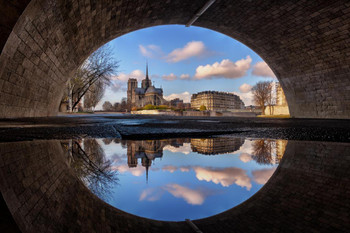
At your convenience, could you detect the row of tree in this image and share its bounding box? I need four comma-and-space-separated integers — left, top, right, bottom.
102, 99, 129, 112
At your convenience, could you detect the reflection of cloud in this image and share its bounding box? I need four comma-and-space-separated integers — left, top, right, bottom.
161, 165, 191, 173
139, 188, 164, 201
194, 56, 251, 80
252, 168, 276, 185
112, 164, 145, 177
232, 140, 253, 155
252, 61, 276, 78
164, 184, 207, 205
162, 165, 177, 173
166, 41, 209, 63
193, 167, 252, 190
180, 167, 190, 172
163, 143, 192, 154
239, 153, 253, 163
164, 92, 191, 103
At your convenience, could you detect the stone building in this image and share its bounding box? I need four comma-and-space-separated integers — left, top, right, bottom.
191, 91, 244, 111
127, 63, 167, 108
264, 82, 289, 115
276, 82, 288, 106
191, 137, 245, 155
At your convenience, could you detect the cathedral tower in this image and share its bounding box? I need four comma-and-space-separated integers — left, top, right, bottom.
127, 78, 138, 105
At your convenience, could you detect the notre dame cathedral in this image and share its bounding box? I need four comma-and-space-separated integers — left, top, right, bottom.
127, 63, 167, 108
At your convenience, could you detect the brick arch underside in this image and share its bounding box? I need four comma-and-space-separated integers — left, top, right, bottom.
0, 0, 349, 119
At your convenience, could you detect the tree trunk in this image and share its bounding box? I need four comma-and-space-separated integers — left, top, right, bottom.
68, 80, 73, 112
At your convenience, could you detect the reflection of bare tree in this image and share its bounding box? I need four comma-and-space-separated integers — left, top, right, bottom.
66, 139, 118, 201
102, 138, 113, 145
251, 139, 287, 165
252, 140, 274, 164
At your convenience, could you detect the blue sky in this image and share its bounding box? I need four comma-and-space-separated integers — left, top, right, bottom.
96, 25, 276, 109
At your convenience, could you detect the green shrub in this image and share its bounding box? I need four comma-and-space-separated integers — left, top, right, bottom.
199, 105, 207, 111
143, 104, 156, 110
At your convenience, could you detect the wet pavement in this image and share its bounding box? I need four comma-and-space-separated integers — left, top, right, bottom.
0, 114, 349, 142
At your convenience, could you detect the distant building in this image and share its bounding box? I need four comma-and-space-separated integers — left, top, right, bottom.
169, 98, 184, 108
191, 91, 244, 111
127, 63, 167, 108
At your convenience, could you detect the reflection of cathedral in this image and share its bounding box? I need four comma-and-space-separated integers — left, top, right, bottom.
190, 138, 245, 155
127, 63, 167, 108
126, 139, 190, 182
125, 138, 245, 182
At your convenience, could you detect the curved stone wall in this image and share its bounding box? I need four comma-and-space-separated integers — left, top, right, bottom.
0, 0, 349, 118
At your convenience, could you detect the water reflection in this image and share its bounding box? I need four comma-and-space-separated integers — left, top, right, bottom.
62, 139, 118, 200
1, 139, 348, 232
62, 137, 287, 220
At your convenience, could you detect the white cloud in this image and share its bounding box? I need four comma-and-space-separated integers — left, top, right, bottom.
232, 91, 254, 106
164, 91, 191, 103
180, 74, 190, 80
164, 184, 207, 205
139, 44, 163, 58
252, 168, 277, 185
239, 83, 253, 93
193, 166, 252, 190
112, 69, 145, 82
252, 61, 276, 78
163, 143, 192, 155
194, 56, 252, 80
166, 41, 209, 63
162, 73, 177, 81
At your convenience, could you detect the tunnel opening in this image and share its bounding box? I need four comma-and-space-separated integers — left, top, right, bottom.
0, 0, 349, 119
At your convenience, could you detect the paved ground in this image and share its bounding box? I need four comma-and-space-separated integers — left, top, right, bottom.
0, 114, 349, 142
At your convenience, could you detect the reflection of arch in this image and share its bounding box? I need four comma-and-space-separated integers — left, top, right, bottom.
1, 140, 349, 232
1, 1, 350, 118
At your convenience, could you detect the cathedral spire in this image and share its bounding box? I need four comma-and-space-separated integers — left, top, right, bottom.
146, 61, 149, 81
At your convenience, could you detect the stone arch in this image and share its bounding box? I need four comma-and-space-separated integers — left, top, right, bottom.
0, 0, 349, 118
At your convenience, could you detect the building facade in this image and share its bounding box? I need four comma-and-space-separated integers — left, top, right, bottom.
191, 91, 244, 111
127, 63, 167, 108
264, 82, 289, 115
276, 82, 288, 106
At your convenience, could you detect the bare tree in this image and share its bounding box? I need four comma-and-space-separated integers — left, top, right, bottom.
84, 80, 105, 111
252, 81, 272, 115
65, 44, 119, 112
102, 101, 113, 111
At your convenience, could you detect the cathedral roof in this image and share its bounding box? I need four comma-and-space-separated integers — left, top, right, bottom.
135, 88, 145, 94
146, 86, 158, 94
